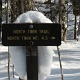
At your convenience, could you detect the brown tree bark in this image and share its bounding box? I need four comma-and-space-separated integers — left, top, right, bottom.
0, 0, 2, 40
59, 0, 67, 42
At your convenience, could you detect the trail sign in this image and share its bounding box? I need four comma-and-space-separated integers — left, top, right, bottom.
2, 23, 61, 46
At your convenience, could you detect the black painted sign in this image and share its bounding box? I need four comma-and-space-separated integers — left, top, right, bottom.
2, 23, 61, 46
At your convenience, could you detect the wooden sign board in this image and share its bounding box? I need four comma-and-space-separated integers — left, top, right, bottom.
2, 23, 61, 46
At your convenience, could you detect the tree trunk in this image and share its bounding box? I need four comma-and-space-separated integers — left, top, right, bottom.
59, 0, 67, 42
11, 0, 18, 22
0, 0, 2, 40
18, 0, 24, 14
77, 17, 80, 36
0, 0, 1, 23
74, 15, 77, 39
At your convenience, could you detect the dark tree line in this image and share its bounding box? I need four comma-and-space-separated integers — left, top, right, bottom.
0, 0, 1, 23
2, 0, 79, 41
0, 0, 2, 40
10, 0, 33, 22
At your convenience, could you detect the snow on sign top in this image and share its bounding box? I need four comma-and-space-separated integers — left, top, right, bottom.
2, 23, 61, 46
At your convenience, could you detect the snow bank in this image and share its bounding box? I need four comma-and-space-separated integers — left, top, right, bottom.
9, 11, 54, 80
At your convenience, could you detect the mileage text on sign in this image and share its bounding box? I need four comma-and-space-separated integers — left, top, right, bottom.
7, 29, 55, 41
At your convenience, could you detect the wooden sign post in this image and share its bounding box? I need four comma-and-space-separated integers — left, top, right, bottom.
26, 46, 38, 80
2, 23, 61, 80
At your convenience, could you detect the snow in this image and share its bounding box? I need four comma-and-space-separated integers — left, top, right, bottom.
9, 11, 53, 80
34, 0, 48, 3
14, 11, 52, 23
0, 39, 80, 80
1, 0, 80, 80
9, 46, 27, 79
33, 0, 55, 3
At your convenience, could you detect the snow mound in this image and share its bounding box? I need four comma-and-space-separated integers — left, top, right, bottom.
14, 11, 52, 23
9, 11, 54, 80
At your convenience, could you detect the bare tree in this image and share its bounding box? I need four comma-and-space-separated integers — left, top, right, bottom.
0, 0, 2, 40
0, 0, 1, 23
77, 17, 80, 36
59, 0, 67, 42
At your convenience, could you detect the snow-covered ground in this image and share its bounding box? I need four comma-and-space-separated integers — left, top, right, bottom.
47, 39, 80, 80
1, 0, 80, 80
0, 37, 80, 80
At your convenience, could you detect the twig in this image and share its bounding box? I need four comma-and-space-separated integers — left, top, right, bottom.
8, 46, 10, 80
13, 65, 14, 78
57, 46, 64, 80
